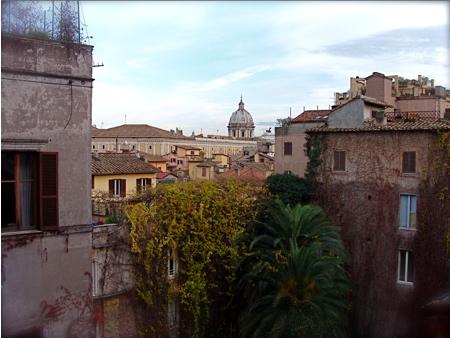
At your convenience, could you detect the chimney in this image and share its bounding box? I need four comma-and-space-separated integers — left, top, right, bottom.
374, 110, 387, 126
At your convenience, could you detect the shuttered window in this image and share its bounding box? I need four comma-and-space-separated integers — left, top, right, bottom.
2, 152, 39, 230
333, 151, 346, 171
284, 142, 292, 155
402, 152, 416, 173
109, 179, 126, 197
40, 153, 59, 230
136, 178, 150, 193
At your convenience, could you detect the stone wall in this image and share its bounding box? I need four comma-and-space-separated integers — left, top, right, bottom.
312, 130, 450, 338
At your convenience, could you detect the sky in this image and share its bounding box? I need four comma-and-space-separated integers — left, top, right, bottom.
80, 1, 449, 136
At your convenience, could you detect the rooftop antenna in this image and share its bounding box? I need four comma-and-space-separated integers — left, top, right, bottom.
289, 107, 292, 119
92, 62, 104, 68
124, 114, 127, 124
100, 121, 104, 129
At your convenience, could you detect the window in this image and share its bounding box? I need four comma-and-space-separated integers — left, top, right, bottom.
171, 158, 176, 163
241, 131, 245, 137
93, 145, 95, 149
102, 145, 105, 150
168, 299, 177, 328
132, 145, 135, 150
168, 248, 177, 278
233, 131, 236, 137
284, 142, 292, 155
402, 152, 416, 173
1, 152, 58, 231
190, 151, 195, 155
92, 260, 103, 297
333, 151, 346, 171
136, 178, 151, 193
399, 194, 416, 229
284, 170, 292, 175
202, 167, 207, 177
109, 179, 125, 197
398, 250, 414, 284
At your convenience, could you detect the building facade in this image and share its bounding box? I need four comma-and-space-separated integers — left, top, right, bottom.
306, 118, 450, 337
92, 124, 258, 159
1, 35, 94, 337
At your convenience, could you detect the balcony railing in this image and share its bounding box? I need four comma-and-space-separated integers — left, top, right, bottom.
1, 0, 85, 44
385, 110, 441, 122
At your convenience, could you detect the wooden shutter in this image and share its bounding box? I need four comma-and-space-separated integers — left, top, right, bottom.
402, 152, 416, 173
136, 178, 142, 193
109, 180, 114, 196
40, 153, 58, 230
120, 179, 126, 197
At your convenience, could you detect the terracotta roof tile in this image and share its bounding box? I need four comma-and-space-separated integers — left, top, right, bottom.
92, 124, 188, 139
291, 110, 331, 123
306, 119, 450, 133
92, 153, 159, 175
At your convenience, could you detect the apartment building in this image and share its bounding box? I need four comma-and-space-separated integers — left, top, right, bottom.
1, 34, 94, 337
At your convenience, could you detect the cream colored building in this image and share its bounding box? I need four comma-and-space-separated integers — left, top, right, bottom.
92, 124, 258, 159
92, 153, 158, 197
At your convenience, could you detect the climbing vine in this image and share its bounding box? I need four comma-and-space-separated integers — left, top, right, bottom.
125, 180, 265, 337
304, 133, 326, 194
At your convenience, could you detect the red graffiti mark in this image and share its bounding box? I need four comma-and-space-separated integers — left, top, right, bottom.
40, 300, 66, 320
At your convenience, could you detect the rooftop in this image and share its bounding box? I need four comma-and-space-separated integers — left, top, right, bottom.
291, 110, 331, 123
306, 119, 450, 133
92, 124, 188, 139
92, 153, 160, 176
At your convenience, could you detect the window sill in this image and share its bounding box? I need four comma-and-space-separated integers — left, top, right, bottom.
332, 170, 347, 174
1, 229, 43, 237
397, 281, 414, 287
401, 173, 417, 177
399, 227, 417, 232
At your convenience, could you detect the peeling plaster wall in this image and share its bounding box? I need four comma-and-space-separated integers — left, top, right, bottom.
1, 36, 94, 338
1, 36, 93, 227
313, 131, 450, 338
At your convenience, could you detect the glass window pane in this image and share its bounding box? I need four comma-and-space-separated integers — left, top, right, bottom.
400, 196, 408, 227
19, 153, 36, 180
407, 252, 414, 282
1, 182, 16, 227
2, 152, 16, 180
19, 181, 35, 228
399, 251, 406, 281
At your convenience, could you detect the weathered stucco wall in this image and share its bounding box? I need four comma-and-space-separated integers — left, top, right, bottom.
1, 35, 93, 227
1, 35, 94, 338
312, 130, 450, 338
2, 229, 93, 337
274, 122, 322, 177
328, 99, 365, 128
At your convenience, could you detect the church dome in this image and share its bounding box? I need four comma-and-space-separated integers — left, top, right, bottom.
228, 98, 254, 127
227, 97, 255, 139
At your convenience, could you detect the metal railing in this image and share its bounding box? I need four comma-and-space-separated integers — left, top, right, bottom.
1, 0, 85, 44
385, 110, 441, 121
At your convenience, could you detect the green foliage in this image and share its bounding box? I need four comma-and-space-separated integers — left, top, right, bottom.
304, 133, 325, 186
125, 180, 264, 337
266, 173, 311, 206
237, 200, 350, 338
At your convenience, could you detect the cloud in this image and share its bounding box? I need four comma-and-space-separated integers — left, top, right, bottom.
126, 58, 150, 69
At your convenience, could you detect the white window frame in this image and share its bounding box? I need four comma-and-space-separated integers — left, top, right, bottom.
399, 194, 417, 229
113, 179, 121, 197
168, 248, 178, 279
397, 250, 414, 284
138, 178, 149, 192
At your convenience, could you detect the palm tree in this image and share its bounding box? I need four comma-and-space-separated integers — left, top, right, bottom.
237, 200, 350, 338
